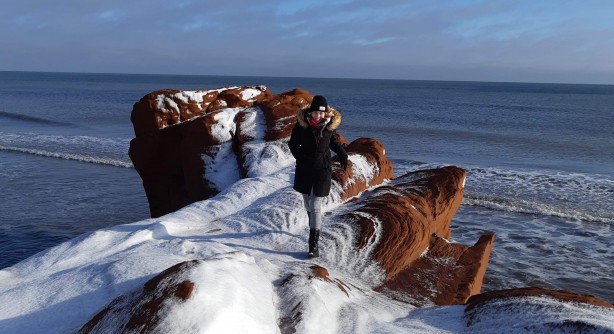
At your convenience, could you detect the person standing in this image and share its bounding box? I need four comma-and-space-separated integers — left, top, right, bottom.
288, 95, 348, 258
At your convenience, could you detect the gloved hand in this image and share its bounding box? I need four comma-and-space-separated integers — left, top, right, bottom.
340, 154, 348, 171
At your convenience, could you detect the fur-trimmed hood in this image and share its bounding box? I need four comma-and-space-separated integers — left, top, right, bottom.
296, 105, 342, 131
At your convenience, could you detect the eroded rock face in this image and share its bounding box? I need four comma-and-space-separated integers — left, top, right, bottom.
344, 166, 467, 280
382, 233, 495, 305
131, 87, 270, 137
337, 165, 494, 306
130, 86, 284, 217
257, 88, 312, 141
332, 138, 394, 201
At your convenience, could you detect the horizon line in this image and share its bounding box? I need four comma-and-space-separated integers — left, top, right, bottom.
1, 69, 613, 87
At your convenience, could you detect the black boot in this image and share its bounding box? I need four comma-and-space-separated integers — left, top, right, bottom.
308, 228, 320, 258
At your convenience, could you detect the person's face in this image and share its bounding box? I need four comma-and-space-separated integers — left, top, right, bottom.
310, 110, 326, 121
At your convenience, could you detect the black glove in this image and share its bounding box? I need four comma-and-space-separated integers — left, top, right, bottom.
340, 154, 348, 171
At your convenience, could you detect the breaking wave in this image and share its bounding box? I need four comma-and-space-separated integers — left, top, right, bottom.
0, 133, 133, 168
0, 146, 133, 168
393, 159, 614, 224
464, 167, 614, 223
462, 195, 613, 223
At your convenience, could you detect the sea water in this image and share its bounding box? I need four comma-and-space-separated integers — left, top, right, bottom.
1, 71, 612, 302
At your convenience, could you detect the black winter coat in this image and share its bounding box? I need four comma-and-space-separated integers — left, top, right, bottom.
288, 107, 347, 197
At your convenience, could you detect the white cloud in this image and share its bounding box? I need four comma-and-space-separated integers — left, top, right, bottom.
2, 0, 614, 83
98, 9, 127, 22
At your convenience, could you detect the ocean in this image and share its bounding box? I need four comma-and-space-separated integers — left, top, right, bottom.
1, 71, 612, 302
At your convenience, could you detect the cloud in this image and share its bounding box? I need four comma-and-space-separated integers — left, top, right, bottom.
1, 0, 614, 83
98, 10, 127, 23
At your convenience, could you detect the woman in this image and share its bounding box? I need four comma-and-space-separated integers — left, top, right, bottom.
288, 95, 348, 258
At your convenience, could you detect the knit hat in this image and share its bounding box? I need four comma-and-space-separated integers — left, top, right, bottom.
309, 95, 328, 113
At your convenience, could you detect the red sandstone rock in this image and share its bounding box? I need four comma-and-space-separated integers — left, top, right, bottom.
382, 233, 495, 305
466, 287, 614, 312
129, 125, 192, 218
131, 89, 219, 137
343, 166, 466, 280
78, 261, 199, 334
129, 86, 271, 217
332, 138, 394, 202
130, 86, 395, 218
258, 88, 312, 141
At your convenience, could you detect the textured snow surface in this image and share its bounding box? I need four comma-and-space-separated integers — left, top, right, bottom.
1, 106, 612, 333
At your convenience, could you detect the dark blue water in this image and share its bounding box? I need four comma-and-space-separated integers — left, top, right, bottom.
1, 71, 613, 301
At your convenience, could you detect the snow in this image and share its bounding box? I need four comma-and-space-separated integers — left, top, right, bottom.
464, 296, 614, 333
239, 107, 296, 178
211, 107, 243, 143
345, 154, 378, 188
160, 252, 279, 334
240, 87, 263, 102
203, 142, 241, 191
1, 106, 613, 334
154, 86, 244, 118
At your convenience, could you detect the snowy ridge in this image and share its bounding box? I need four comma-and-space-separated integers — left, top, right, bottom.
0, 136, 394, 333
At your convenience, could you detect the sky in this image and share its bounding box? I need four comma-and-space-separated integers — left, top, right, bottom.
1, 0, 614, 84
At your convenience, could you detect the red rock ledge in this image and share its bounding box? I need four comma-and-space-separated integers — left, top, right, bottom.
341, 166, 495, 305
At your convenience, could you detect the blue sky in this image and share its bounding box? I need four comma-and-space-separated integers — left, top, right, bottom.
1, 0, 614, 84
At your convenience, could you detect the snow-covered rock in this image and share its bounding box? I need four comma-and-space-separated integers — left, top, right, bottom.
1, 87, 611, 334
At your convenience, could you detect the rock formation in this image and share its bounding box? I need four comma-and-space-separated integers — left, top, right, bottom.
332, 138, 393, 201
381, 233, 495, 305
120, 85, 613, 332
129, 87, 277, 217
129, 86, 395, 218
465, 287, 614, 332
345, 166, 468, 280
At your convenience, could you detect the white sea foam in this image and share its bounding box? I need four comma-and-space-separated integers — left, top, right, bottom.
0, 145, 133, 168
0, 133, 133, 168
463, 195, 614, 223
393, 160, 614, 224
464, 166, 614, 223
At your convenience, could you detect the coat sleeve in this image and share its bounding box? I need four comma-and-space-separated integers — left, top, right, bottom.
288, 124, 302, 160
329, 131, 348, 163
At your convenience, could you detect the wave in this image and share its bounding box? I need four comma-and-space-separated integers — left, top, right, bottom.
463, 195, 613, 224
0, 133, 133, 168
392, 159, 614, 224
0, 145, 133, 168
464, 167, 614, 223
0, 110, 73, 126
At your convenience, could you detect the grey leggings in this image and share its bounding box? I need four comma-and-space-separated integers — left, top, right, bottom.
302, 192, 325, 229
